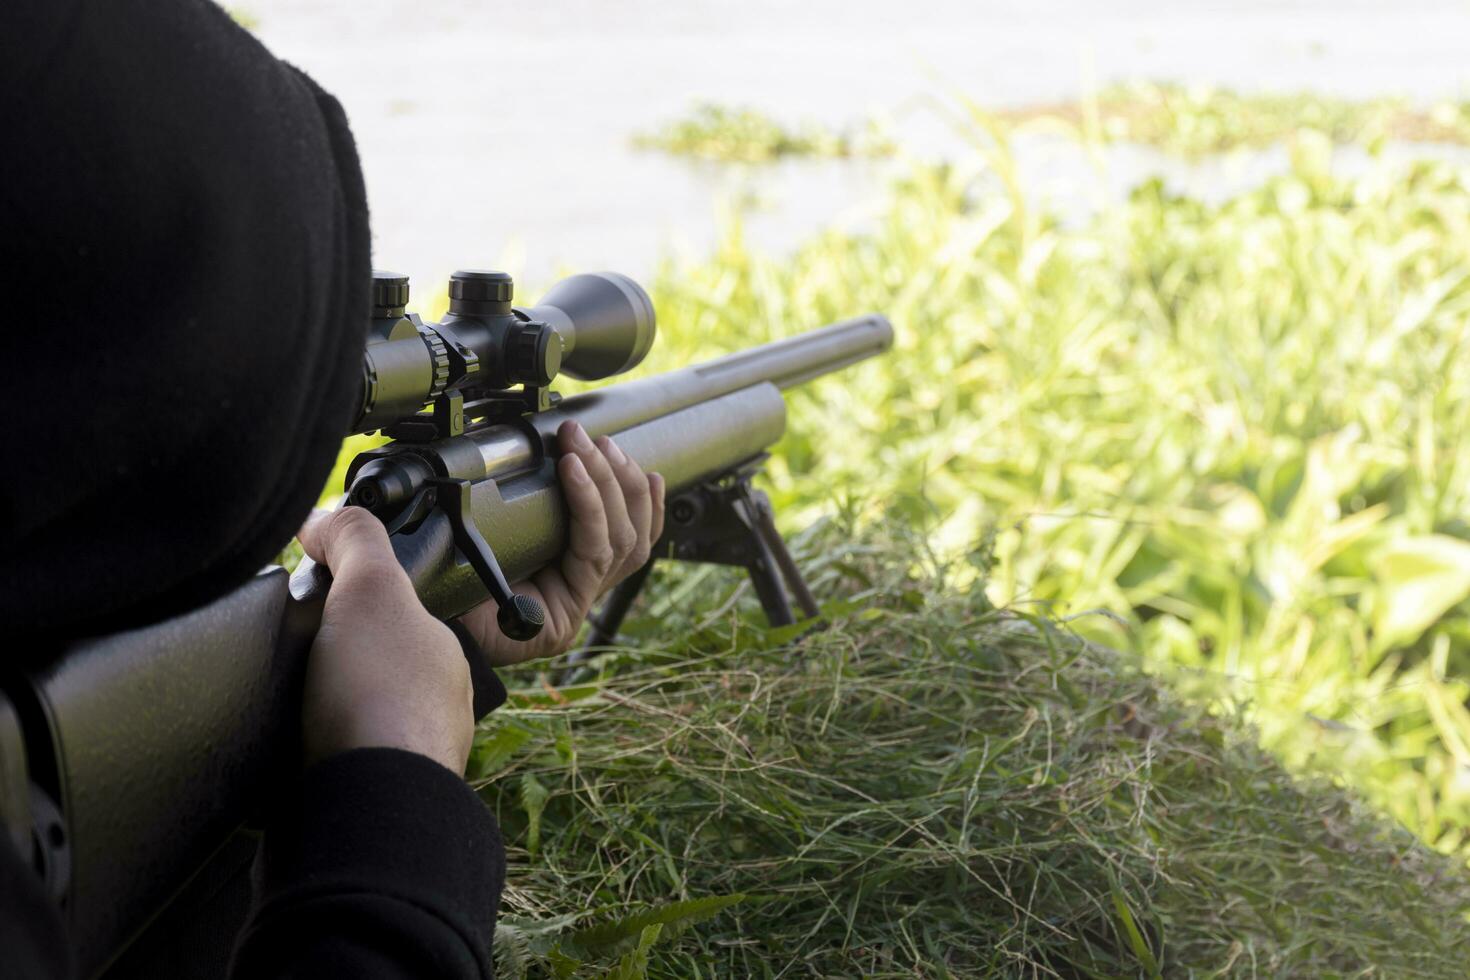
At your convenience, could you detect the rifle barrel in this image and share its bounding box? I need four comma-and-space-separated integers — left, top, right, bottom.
391, 314, 893, 619
529, 314, 893, 442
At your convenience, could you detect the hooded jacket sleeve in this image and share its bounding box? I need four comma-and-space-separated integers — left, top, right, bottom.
230, 749, 506, 980
230, 628, 509, 980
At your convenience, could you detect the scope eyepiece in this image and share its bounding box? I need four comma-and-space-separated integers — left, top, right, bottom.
352, 269, 657, 436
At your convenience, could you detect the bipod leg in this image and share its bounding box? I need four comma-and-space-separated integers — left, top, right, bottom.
741, 526, 796, 627
560, 461, 822, 686
739, 484, 820, 621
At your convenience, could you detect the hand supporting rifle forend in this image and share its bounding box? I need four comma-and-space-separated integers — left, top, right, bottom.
290, 269, 894, 639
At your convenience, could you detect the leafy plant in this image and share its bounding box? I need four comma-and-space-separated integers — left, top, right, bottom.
492, 894, 746, 977
602, 106, 1470, 859
1005, 81, 1470, 155
633, 103, 894, 163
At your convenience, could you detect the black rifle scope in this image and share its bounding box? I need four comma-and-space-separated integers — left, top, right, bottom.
355, 269, 656, 435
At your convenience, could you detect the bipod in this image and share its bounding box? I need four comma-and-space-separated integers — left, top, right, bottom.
563, 458, 819, 677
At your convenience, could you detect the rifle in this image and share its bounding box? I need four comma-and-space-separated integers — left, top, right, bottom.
0, 269, 891, 977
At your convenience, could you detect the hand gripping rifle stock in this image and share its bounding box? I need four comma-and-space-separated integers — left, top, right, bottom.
3, 268, 892, 977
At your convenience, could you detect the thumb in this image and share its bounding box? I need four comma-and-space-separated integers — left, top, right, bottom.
297, 506, 399, 581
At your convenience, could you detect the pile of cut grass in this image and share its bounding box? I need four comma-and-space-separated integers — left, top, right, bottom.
481, 525, 1470, 977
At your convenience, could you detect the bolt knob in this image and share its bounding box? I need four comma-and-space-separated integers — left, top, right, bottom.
497, 593, 546, 641
372, 270, 409, 318
449, 269, 514, 315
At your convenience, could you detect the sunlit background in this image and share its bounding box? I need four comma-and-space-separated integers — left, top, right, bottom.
241, 1, 1470, 972
248, 0, 1470, 286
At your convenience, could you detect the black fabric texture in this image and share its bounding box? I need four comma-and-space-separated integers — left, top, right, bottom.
0, 0, 370, 643
449, 620, 511, 720
230, 748, 505, 980
1, 1, 507, 977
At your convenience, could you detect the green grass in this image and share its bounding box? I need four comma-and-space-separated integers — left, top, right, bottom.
482, 522, 1470, 977
1004, 81, 1470, 156
633, 103, 894, 163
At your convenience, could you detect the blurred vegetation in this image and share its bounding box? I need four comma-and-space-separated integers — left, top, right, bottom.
633, 103, 894, 163
636, 85, 1470, 165
1008, 81, 1470, 156
612, 100, 1470, 859
480, 522, 1470, 977
223, 5, 259, 31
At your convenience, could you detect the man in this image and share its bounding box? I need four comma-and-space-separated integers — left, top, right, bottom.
1, 0, 654, 975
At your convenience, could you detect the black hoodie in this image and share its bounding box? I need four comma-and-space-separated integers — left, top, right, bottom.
1, 1, 503, 976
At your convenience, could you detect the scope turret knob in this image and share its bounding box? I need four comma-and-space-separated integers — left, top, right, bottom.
419, 326, 452, 398
449, 270, 514, 316
372, 270, 410, 318
505, 321, 563, 387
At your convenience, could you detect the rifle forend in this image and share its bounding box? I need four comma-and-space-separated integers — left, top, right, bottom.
293, 270, 893, 635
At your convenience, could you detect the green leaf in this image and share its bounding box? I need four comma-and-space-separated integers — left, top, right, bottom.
547, 948, 581, 979
562, 894, 746, 962
1371, 535, 1470, 649
493, 922, 532, 980
554, 718, 577, 765
762, 616, 821, 645
498, 911, 585, 956
830, 560, 874, 586
468, 723, 533, 780
600, 923, 662, 980
1109, 873, 1162, 980
520, 773, 550, 857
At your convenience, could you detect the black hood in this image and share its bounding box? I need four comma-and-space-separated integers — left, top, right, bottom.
1, 0, 370, 643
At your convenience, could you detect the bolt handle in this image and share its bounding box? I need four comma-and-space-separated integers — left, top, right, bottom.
429, 477, 545, 641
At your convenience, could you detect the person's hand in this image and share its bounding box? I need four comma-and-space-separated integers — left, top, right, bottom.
458, 420, 665, 666
296, 507, 474, 774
